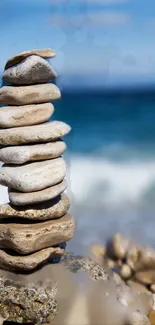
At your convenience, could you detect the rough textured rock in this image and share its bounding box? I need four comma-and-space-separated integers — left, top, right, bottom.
0, 158, 66, 192
3, 55, 57, 85
0, 140, 66, 165
0, 253, 153, 324
0, 254, 111, 324
0, 84, 61, 105
0, 272, 58, 323
0, 103, 54, 128
0, 246, 64, 271
0, 213, 75, 254
9, 180, 67, 206
0, 121, 71, 145
0, 193, 70, 220
5, 48, 56, 69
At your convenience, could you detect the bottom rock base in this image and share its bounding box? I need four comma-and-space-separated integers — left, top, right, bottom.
0, 253, 153, 325
0, 253, 110, 324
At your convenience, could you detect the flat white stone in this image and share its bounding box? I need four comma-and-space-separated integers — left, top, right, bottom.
0, 121, 71, 145
0, 141, 66, 164
0, 84, 61, 105
3, 55, 57, 85
9, 179, 67, 206
5, 48, 56, 69
0, 103, 54, 128
0, 158, 66, 192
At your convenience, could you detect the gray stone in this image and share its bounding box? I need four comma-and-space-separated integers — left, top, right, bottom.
9, 180, 67, 206
0, 141, 66, 164
0, 103, 54, 128
0, 158, 66, 192
0, 84, 61, 105
5, 48, 56, 69
0, 121, 71, 145
3, 55, 57, 85
0, 246, 64, 272
0, 193, 70, 220
0, 213, 75, 254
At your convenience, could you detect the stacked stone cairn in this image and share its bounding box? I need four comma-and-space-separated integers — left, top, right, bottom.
0, 48, 75, 272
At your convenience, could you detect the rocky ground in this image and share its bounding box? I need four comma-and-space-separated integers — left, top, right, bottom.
1, 237, 155, 325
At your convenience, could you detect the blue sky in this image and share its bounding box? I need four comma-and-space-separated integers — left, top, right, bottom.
0, 0, 155, 89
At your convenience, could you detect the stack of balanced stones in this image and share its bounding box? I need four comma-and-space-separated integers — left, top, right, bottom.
0, 48, 75, 272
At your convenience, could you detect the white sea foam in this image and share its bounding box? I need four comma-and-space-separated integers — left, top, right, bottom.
0, 156, 155, 208
64, 153, 155, 252
65, 154, 155, 208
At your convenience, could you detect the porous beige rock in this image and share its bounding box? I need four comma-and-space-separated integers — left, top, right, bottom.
135, 271, 155, 285
0, 194, 69, 220
0, 121, 71, 145
127, 281, 149, 294
0, 213, 75, 254
120, 264, 132, 280
5, 48, 56, 69
0, 255, 114, 325
3, 55, 57, 85
0, 158, 66, 192
9, 180, 67, 206
0, 84, 61, 105
0, 141, 66, 164
0, 246, 64, 271
0, 103, 54, 128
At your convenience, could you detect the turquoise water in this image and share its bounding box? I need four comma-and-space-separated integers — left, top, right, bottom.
52, 89, 155, 253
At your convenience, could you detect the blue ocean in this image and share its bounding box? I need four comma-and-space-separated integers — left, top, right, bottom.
51, 89, 155, 254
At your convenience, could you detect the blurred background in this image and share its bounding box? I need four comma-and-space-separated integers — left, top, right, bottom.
0, 0, 155, 254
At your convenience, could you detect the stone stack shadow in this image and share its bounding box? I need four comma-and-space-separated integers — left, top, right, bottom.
0, 48, 75, 272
